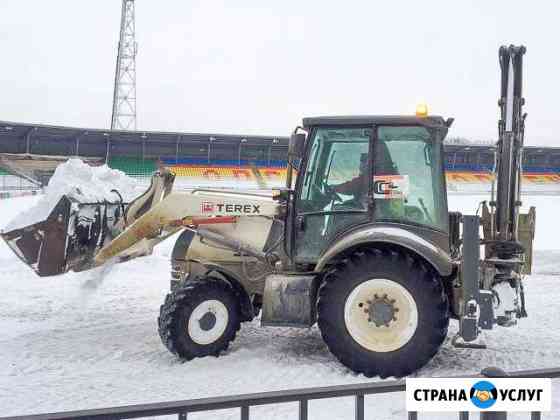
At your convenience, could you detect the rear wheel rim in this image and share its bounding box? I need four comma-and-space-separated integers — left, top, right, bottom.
344, 278, 418, 352
188, 299, 229, 345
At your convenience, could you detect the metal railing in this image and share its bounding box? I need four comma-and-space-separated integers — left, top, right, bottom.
1, 367, 558, 420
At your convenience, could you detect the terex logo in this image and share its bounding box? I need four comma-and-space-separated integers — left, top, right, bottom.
200, 201, 261, 214
216, 203, 261, 214
200, 201, 215, 213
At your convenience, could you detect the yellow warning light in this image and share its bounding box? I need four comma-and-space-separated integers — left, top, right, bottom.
415, 103, 429, 117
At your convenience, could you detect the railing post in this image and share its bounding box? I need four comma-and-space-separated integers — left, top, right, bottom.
299, 399, 308, 420
408, 412, 418, 420
178, 412, 187, 420
459, 412, 469, 420
530, 412, 541, 420
480, 367, 508, 420
355, 394, 364, 420
240, 405, 249, 420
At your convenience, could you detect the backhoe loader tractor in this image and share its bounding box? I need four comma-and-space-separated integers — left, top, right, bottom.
1, 45, 535, 377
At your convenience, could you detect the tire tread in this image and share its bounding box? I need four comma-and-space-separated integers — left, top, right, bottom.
158, 277, 241, 360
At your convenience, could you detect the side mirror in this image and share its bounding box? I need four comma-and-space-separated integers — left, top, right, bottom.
288, 133, 306, 159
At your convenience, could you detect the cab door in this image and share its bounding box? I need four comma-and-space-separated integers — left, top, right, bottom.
372, 125, 449, 233
293, 127, 372, 264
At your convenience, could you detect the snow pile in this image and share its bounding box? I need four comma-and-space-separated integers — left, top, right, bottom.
3, 159, 137, 232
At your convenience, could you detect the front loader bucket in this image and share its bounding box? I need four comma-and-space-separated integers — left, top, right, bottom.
1, 196, 127, 276
1, 168, 176, 277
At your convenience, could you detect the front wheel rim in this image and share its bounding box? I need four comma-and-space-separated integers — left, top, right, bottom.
344, 278, 418, 352
188, 299, 229, 345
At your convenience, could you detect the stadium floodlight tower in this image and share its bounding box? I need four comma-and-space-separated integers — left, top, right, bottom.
111, 0, 137, 131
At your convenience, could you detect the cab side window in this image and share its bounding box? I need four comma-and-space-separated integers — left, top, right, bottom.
374, 126, 448, 231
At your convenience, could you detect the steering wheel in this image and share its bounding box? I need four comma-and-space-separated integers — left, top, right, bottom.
311, 181, 343, 204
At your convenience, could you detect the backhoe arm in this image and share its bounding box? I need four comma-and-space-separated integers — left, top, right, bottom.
495, 45, 526, 242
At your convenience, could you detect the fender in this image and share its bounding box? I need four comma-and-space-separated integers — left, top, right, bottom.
315, 225, 453, 276
193, 261, 255, 322
171, 229, 196, 261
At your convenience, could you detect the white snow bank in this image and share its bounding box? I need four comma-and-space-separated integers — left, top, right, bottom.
3, 159, 137, 232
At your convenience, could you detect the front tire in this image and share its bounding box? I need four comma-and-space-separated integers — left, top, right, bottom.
317, 248, 449, 378
158, 277, 241, 360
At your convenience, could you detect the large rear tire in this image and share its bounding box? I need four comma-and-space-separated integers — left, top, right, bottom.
317, 248, 449, 378
158, 277, 241, 360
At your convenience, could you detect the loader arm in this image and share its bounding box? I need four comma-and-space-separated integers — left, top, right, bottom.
94, 189, 281, 266
123, 166, 176, 226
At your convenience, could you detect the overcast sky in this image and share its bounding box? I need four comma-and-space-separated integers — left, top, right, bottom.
0, 1, 558, 145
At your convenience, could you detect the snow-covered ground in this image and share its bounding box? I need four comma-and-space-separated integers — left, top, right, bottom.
1, 194, 559, 419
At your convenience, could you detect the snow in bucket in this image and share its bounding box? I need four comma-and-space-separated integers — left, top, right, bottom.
3, 158, 137, 232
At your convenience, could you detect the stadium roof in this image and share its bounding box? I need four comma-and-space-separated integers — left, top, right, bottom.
1, 120, 559, 154
0, 120, 289, 147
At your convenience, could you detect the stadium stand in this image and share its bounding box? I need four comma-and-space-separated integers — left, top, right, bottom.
0, 120, 559, 193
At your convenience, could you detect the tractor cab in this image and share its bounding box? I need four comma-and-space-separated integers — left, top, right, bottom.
286, 114, 454, 267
